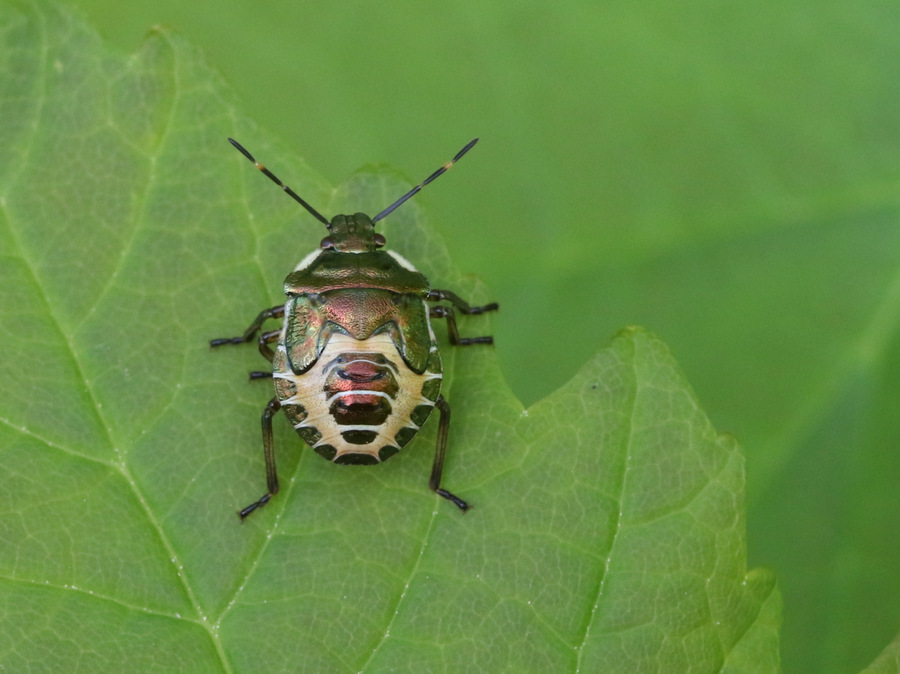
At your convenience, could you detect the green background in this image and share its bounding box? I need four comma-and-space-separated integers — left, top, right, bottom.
18, 0, 900, 671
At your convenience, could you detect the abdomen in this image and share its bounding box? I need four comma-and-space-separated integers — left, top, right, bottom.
273, 332, 443, 464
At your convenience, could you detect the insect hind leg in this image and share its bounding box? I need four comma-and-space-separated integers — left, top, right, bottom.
238, 397, 282, 521
430, 395, 469, 511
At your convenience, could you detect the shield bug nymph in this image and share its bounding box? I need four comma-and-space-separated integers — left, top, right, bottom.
211, 138, 498, 520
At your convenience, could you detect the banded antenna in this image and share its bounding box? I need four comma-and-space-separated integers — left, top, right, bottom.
228, 138, 331, 227
372, 138, 479, 223
228, 137, 479, 227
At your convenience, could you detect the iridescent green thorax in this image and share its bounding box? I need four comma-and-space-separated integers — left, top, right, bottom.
284, 249, 429, 295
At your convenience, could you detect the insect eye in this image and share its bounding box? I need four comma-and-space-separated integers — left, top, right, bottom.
320, 236, 335, 249
374, 233, 386, 248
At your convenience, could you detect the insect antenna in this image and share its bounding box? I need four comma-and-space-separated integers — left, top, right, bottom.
372, 138, 478, 223
228, 138, 331, 227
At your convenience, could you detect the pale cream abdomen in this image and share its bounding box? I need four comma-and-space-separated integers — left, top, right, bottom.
273, 332, 443, 464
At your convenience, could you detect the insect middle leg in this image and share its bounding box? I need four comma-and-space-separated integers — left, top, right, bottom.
210, 304, 283, 377
234, 329, 278, 378
238, 397, 282, 521
429, 395, 469, 511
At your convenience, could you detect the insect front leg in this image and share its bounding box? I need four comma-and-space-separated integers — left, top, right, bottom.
427, 289, 498, 315
238, 397, 282, 521
427, 289, 497, 345
429, 395, 469, 511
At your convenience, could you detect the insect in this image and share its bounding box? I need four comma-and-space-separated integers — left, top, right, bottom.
211, 137, 498, 520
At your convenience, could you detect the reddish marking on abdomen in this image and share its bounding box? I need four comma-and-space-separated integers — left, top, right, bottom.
330, 394, 392, 425
340, 360, 385, 383
324, 353, 400, 400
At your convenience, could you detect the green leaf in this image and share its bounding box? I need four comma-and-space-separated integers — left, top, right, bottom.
862, 632, 900, 674
0, 3, 778, 672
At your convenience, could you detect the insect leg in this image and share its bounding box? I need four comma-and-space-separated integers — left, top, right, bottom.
429, 305, 494, 346
427, 289, 498, 315
239, 397, 282, 521
209, 303, 285, 348
427, 289, 497, 345
257, 329, 280, 362
429, 396, 469, 511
